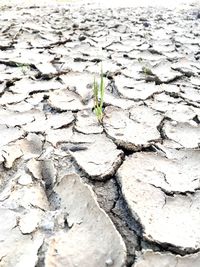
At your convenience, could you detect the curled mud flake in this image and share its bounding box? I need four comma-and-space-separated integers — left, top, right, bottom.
74, 109, 103, 134
117, 151, 200, 251
45, 174, 126, 267
103, 106, 162, 151
69, 133, 123, 180
0, 4, 200, 267
48, 89, 93, 111
2, 144, 23, 168
134, 250, 200, 267
163, 121, 200, 149
114, 76, 163, 100
0, 125, 24, 149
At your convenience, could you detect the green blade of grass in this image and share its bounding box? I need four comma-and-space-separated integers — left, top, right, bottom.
100, 68, 104, 108
93, 77, 99, 107
92, 67, 105, 123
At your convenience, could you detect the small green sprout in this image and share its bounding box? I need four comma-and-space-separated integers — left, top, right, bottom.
16, 63, 30, 75
142, 66, 153, 76
93, 68, 105, 123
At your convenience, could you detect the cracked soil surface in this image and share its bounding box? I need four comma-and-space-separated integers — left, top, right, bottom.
0, 1, 200, 266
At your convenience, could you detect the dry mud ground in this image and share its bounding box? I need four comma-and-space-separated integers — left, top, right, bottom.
0, 1, 200, 267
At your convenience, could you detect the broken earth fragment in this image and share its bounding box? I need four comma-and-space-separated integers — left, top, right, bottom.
23, 111, 74, 132
0, 3, 200, 267
134, 250, 200, 267
163, 121, 200, 148
2, 144, 23, 168
103, 106, 162, 151
0, 209, 44, 267
117, 152, 200, 250
15, 133, 44, 159
69, 133, 123, 180
114, 76, 163, 100
46, 174, 126, 267
151, 61, 182, 83
0, 125, 24, 148
117, 150, 200, 193
19, 209, 42, 234
0, 171, 50, 211
46, 127, 73, 147
48, 89, 93, 111
60, 72, 94, 103
26, 158, 57, 189
75, 109, 103, 134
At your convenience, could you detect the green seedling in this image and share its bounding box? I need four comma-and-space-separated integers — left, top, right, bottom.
142, 66, 153, 76
16, 63, 30, 75
93, 68, 105, 123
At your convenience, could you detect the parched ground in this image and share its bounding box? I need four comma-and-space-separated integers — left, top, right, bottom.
0, 1, 200, 267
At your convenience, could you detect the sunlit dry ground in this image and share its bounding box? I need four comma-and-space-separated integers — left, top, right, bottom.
0, 0, 200, 267
1, 0, 200, 8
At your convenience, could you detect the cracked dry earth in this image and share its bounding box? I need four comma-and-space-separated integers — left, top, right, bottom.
0, 2, 200, 267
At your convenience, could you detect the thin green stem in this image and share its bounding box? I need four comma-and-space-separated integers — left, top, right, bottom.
93, 68, 105, 123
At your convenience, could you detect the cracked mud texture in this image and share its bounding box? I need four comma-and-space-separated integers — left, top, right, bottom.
0, 1, 200, 266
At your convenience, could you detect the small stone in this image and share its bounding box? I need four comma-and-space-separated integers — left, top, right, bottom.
73, 23, 79, 28
106, 258, 114, 266
79, 35, 86, 41
143, 22, 150, 27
